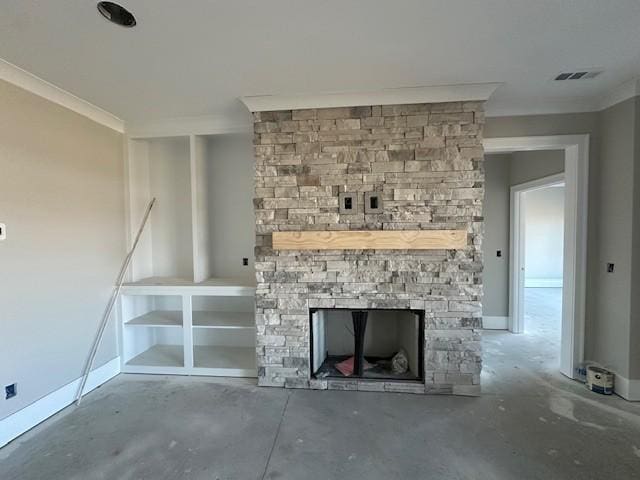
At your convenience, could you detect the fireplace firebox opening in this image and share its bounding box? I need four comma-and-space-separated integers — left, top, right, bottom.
310, 309, 425, 382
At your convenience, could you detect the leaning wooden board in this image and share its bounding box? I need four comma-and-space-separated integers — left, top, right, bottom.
272, 230, 467, 250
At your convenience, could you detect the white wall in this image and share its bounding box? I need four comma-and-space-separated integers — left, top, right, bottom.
0, 79, 124, 420
148, 137, 193, 279
206, 134, 255, 280
523, 186, 565, 284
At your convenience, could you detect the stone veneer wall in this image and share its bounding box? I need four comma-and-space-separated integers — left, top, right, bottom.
253, 102, 484, 395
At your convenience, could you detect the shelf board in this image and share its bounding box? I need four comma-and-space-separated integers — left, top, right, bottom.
192, 311, 254, 329
122, 276, 256, 296
125, 310, 182, 327
193, 345, 256, 370
126, 345, 183, 368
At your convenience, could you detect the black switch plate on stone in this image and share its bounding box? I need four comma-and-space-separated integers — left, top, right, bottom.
339, 192, 357, 214
364, 192, 383, 213
242, 258, 249, 266
497, 250, 502, 257
607, 263, 615, 273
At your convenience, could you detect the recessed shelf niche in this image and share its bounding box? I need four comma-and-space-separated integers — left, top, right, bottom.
128, 136, 194, 282
126, 133, 255, 286
121, 295, 184, 371
121, 131, 257, 378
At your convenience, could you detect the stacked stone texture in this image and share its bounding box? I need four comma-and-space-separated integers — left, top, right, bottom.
253, 102, 484, 395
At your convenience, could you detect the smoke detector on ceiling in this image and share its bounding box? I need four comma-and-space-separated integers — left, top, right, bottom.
554, 70, 603, 81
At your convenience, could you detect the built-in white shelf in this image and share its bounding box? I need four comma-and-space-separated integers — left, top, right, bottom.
125, 310, 182, 327
122, 276, 256, 296
126, 345, 184, 368
192, 311, 254, 329
193, 346, 256, 372
120, 288, 256, 378
122, 133, 256, 379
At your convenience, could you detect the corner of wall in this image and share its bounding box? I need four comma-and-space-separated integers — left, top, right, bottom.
0, 358, 120, 449
628, 96, 640, 380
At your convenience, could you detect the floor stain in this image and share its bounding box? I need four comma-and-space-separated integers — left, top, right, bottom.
549, 395, 606, 431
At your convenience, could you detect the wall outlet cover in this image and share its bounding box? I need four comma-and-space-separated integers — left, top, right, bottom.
364, 192, 383, 214
242, 258, 249, 266
339, 192, 358, 214
607, 263, 615, 273
5, 383, 17, 399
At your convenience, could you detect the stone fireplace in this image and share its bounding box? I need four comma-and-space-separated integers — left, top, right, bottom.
252, 102, 484, 395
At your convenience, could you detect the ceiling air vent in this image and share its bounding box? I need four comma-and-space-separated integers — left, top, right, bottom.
554, 70, 602, 81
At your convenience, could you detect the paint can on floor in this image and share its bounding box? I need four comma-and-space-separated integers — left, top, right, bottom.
586, 366, 614, 395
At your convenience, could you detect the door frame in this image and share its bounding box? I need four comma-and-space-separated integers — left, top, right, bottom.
510, 173, 565, 334
483, 135, 589, 379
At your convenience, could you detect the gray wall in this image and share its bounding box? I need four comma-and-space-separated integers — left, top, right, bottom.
592, 99, 636, 378
631, 97, 640, 379
486, 105, 640, 381
483, 154, 510, 316
483, 151, 564, 317
510, 150, 564, 185
0, 79, 124, 419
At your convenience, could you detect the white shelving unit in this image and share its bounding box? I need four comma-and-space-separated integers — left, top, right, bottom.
120, 132, 257, 378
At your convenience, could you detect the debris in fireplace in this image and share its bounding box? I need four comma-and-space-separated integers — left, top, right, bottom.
315, 355, 419, 381
391, 348, 409, 375
335, 356, 374, 377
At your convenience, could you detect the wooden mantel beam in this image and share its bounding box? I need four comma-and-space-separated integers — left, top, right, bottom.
272, 230, 467, 251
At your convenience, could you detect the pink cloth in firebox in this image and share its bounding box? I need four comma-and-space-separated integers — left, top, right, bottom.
335, 356, 373, 376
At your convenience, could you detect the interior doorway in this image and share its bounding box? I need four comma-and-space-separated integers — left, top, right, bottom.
484, 135, 589, 379
511, 174, 565, 338
513, 177, 565, 356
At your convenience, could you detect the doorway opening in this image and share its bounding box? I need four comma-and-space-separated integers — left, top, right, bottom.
516, 177, 565, 353
483, 135, 589, 379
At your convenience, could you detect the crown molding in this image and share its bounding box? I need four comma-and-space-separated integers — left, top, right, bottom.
597, 77, 640, 111
485, 96, 599, 118
240, 83, 502, 112
486, 77, 640, 118
0, 58, 124, 133
125, 114, 252, 139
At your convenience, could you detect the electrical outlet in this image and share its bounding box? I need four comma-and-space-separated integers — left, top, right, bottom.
242, 258, 249, 266
607, 263, 615, 273
364, 192, 383, 214
339, 192, 357, 214
496, 250, 502, 257
5, 383, 16, 399
0, 223, 5, 241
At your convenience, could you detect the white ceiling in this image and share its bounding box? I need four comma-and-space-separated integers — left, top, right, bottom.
1, 0, 640, 125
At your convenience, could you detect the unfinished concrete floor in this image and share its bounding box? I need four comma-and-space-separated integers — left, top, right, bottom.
4, 295, 640, 479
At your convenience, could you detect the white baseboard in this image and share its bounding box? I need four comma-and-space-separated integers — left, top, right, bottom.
0, 357, 120, 448
613, 373, 640, 401
525, 278, 563, 288
482, 316, 509, 330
